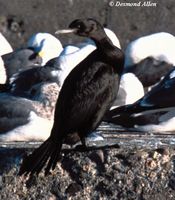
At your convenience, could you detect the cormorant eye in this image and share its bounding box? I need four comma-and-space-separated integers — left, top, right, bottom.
77, 24, 81, 29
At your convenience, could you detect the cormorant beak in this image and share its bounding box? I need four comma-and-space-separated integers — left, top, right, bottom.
55, 28, 77, 34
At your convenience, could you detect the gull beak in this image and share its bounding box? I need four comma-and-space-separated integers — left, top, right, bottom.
55, 29, 77, 34
38, 50, 44, 58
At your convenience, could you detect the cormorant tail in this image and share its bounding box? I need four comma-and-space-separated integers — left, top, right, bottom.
18, 137, 62, 176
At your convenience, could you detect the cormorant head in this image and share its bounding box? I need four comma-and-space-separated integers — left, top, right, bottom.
69, 18, 103, 37
55, 18, 104, 39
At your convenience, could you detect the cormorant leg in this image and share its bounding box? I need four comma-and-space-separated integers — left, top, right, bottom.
80, 136, 87, 148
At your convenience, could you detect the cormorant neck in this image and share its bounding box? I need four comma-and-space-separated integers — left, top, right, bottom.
91, 32, 115, 50
92, 36, 125, 75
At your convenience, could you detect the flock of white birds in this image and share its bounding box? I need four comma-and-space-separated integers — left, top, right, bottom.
1, 29, 175, 142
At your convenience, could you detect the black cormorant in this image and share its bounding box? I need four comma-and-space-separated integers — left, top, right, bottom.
19, 18, 124, 176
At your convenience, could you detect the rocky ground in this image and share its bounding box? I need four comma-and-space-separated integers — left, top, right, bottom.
1, 124, 175, 200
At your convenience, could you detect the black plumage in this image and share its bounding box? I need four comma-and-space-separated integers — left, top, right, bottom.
19, 18, 124, 176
